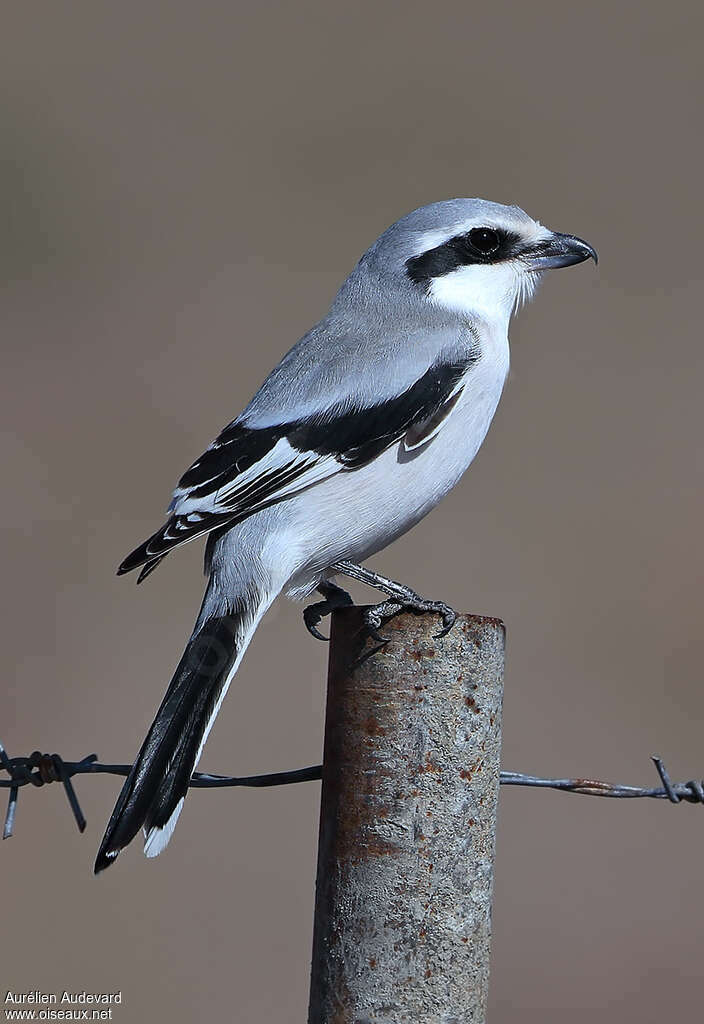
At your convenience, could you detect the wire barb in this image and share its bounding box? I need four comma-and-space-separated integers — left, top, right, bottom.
652, 756, 680, 803
0, 745, 98, 838
1, 741, 702, 840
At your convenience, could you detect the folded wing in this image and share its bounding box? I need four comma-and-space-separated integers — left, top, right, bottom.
118, 357, 473, 580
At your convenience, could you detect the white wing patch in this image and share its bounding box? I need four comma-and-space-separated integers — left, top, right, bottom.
170, 437, 340, 518
402, 381, 465, 452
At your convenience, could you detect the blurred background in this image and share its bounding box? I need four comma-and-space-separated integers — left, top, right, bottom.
2, 2, 703, 1021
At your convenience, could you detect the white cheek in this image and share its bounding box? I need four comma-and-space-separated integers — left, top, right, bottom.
428, 263, 520, 323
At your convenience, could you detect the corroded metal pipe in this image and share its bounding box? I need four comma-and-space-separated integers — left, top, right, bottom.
308, 607, 505, 1024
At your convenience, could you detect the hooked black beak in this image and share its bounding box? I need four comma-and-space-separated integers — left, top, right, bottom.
526, 231, 598, 270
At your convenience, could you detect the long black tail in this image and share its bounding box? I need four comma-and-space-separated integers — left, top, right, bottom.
94, 613, 243, 873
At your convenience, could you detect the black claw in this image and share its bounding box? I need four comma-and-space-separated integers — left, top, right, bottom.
367, 623, 391, 644
432, 606, 458, 639
434, 623, 454, 639
303, 583, 354, 642
362, 600, 404, 643
303, 603, 331, 642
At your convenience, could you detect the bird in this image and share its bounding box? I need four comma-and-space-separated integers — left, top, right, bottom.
94, 198, 596, 872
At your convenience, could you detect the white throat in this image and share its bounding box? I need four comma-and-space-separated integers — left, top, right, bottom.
428, 262, 534, 332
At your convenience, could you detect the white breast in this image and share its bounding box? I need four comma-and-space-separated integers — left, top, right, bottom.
282, 324, 511, 595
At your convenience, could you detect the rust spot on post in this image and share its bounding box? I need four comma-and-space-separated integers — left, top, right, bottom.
362, 714, 386, 737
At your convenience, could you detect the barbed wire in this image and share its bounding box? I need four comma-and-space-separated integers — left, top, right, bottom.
1, 740, 702, 841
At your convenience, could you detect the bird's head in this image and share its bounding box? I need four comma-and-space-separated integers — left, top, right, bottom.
363, 198, 597, 329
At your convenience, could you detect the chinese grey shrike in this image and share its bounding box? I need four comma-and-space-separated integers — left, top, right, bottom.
95, 198, 596, 872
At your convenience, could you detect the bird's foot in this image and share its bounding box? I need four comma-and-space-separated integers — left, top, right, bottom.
303, 580, 354, 642
363, 592, 457, 643
330, 560, 458, 643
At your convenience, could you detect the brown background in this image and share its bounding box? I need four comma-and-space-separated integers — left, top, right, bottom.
2, 3, 703, 1021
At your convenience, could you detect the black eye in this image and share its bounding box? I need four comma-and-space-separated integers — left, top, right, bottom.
468, 227, 501, 255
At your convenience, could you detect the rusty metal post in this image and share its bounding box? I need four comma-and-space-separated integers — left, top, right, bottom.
308, 607, 505, 1024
